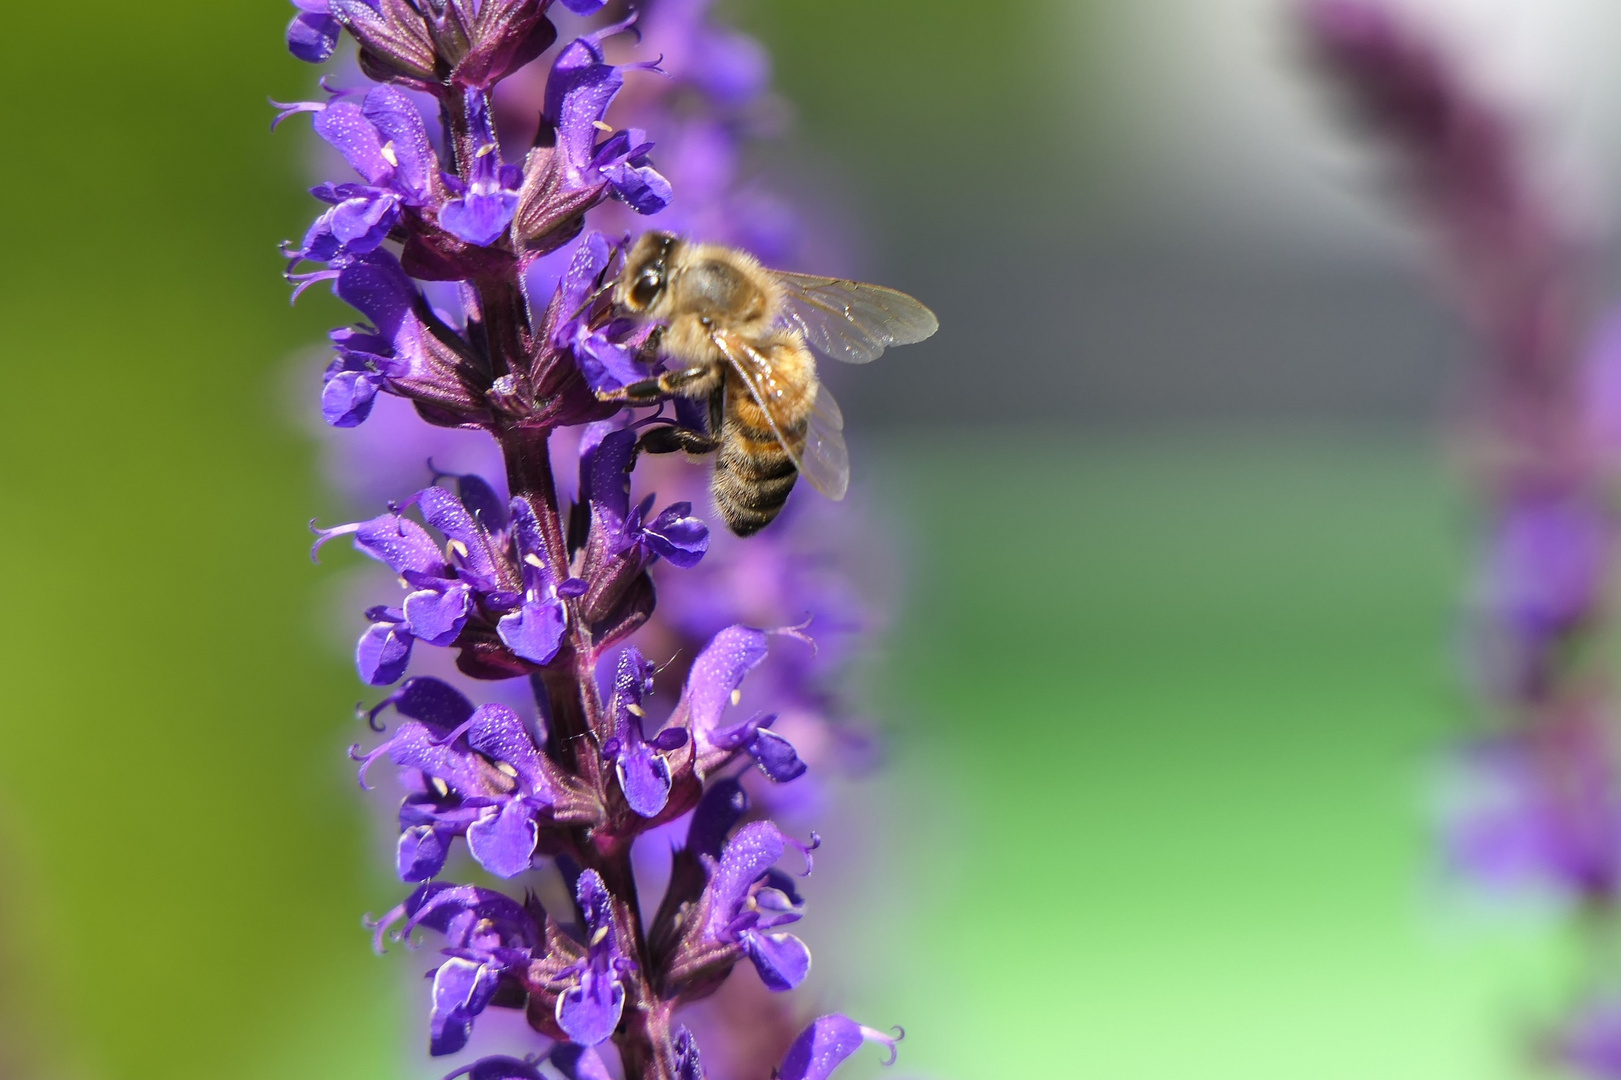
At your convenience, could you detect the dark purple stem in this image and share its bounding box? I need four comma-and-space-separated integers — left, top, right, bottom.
498, 425, 666, 1078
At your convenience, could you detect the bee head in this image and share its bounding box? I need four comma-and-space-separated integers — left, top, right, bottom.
619, 231, 680, 314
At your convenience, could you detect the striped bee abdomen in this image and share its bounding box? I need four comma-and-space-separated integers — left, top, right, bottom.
712, 414, 806, 536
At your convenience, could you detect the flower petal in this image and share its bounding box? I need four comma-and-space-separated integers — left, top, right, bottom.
679, 625, 769, 739
777, 1015, 900, 1080
741, 930, 810, 991
497, 597, 567, 664
287, 5, 341, 62
467, 798, 538, 878
445, 1056, 548, 1080
358, 619, 414, 685
615, 740, 673, 817
555, 969, 625, 1047
397, 823, 451, 880
643, 502, 708, 568
440, 189, 520, 247
549, 1044, 614, 1080
747, 728, 807, 782
429, 956, 497, 1056
371, 676, 476, 733
404, 583, 473, 646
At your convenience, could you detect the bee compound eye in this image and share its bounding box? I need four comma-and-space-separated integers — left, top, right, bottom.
628, 271, 663, 307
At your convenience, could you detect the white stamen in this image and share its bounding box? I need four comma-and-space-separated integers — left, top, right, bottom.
592, 120, 615, 133
448, 540, 469, 558
626, 703, 645, 717
591, 925, 610, 946
496, 761, 519, 778
730, 689, 742, 707
476, 142, 498, 158
431, 777, 450, 798
524, 553, 546, 569
380, 141, 399, 167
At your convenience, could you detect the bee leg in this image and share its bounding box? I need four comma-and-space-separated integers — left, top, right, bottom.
596, 364, 720, 405
638, 425, 721, 457
597, 378, 666, 406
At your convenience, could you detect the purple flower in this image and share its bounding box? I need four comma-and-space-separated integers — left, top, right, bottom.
1444, 723, 1621, 901
285, 85, 444, 269
513, 27, 671, 247
1481, 491, 1612, 642
371, 881, 544, 1056
318, 249, 487, 428
601, 648, 690, 817
555, 870, 633, 1046
358, 676, 570, 879
777, 1015, 901, 1080
551, 233, 657, 394
569, 423, 709, 646
579, 423, 709, 568
1558, 993, 1621, 1078
439, 88, 523, 247
286, 0, 340, 63
316, 0, 561, 93
313, 476, 573, 681
665, 820, 814, 993
672, 625, 807, 782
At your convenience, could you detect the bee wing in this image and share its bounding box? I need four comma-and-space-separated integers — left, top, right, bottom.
773, 272, 939, 365
712, 330, 851, 501
801, 383, 850, 501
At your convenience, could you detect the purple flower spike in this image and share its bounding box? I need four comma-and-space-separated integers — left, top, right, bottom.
777, 1015, 901, 1080
556, 870, 631, 1046
279, 0, 917, 1069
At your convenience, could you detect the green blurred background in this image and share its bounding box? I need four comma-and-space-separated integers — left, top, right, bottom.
0, 0, 1599, 1077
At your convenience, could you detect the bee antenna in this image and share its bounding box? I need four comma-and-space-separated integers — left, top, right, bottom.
567, 280, 616, 323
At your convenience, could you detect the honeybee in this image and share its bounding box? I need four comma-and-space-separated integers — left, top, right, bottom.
598, 231, 938, 536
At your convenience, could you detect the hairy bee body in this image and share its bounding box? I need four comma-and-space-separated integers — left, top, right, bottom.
602, 231, 937, 536
712, 334, 815, 535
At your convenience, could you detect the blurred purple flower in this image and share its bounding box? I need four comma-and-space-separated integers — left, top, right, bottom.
1445, 723, 1621, 901
1558, 994, 1621, 1078
1305, 3, 1621, 1073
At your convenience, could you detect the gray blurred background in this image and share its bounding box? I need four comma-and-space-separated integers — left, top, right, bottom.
744, 0, 1621, 427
